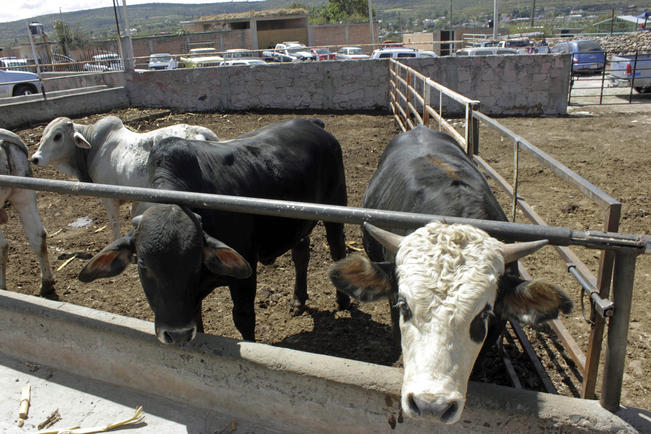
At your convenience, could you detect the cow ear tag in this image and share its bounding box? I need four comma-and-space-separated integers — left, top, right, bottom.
203, 234, 252, 279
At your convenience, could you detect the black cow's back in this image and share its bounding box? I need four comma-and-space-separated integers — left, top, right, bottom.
149, 118, 347, 263
363, 126, 507, 262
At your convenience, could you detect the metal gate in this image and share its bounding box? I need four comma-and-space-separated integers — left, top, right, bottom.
568, 49, 651, 105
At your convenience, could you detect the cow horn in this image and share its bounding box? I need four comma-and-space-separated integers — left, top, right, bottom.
364, 222, 404, 254
502, 239, 549, 264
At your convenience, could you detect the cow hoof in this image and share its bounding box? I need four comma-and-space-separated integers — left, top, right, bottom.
336, 292, 351, 311
290, 297, 306, 316
39, 281, 57, 298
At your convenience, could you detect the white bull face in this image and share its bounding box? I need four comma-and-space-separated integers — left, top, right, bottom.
393, 223, 503, 423
329, 221, 571, 424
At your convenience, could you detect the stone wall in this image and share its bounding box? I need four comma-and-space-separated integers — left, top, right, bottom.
125, 54, 571, 116
1, 54, 571, 129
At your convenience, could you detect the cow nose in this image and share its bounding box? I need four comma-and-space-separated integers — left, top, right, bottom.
407, 393, 461, 423
158, 325, 197, 345
30, 156, 40, 165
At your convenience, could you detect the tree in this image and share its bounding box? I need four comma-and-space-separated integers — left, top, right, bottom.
313, 0, 371, 24
54, 20, 89, 54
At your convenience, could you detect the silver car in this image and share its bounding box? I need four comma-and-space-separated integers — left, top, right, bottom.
0, 69, 42, 97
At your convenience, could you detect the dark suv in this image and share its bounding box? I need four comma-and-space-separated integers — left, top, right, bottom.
551, 40, 605, 74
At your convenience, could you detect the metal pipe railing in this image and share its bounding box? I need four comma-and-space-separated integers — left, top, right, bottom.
0, 175, 647, 255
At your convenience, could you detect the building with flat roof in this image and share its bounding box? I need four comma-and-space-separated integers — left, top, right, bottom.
181, 8, 310, 50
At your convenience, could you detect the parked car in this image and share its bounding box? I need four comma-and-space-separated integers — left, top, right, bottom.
455, 47, 519, 56
148, 53, 177, 70
51, 53, 79, 71
371, 47, 420, 59
335, 46, 370, 60
311, 47, 336, 61
608, 53, 651, 93
179, 48, 224, 68
416, 50, 439, 58
222, 49, 257, 61
0, 57, 30, 71
219, 59, 266, 67
83, 53, 123, 71
0, 69, 41, 97
550, 40, 605, 74
497, 38, 531, 54
262, 42, 316, 62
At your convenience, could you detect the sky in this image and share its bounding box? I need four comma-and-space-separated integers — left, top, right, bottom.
1, 0, 253, 23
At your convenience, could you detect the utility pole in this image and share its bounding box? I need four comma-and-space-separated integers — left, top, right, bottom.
449, 0, 453, 51
530, 0, 536, 27
368, 0, 375, 50
26, 22, 42, 74
493, 0, 498, 39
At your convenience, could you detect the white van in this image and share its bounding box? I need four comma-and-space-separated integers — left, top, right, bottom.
371, 47, 437, 59
455, 47, 519, 56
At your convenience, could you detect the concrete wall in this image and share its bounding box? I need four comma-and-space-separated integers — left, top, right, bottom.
124, 55, 570, 116
0, 55, 571, 129
0, 87, 129, 128
403, 54, 571, 115
0, 290, 636, 433
125, 59, 389, 112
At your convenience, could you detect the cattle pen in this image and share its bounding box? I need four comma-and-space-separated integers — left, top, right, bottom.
0, 56, 648, 431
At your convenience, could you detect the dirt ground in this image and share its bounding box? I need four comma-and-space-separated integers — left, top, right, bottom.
4, 103, 649, 411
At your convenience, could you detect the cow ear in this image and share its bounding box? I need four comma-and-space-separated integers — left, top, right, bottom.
328, 255, 395, 302
73, 131, 91, 149
78, 234, 135, 282
499, 280, 573, 325
202, 234, 252, 279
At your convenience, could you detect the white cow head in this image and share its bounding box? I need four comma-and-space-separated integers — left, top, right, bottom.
30, 117, 91, 175
329, 221, 571, 424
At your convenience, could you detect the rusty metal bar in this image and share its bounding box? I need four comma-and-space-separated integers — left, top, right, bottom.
601, 252, 637, 412
511, 140, 520, 223
583, 204, 621, 399
511, 320, 558, 394
548, 319, 586, 373
425, 106, 465, 145
0, 175, 648, 253
502, 330, 523, 389
423, 78, 431, 126
472, 111, 618, 209
471, 103, 480, 156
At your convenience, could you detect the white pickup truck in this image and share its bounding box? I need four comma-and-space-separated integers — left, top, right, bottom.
609, 53, 651, 93
262, 42, 316, 62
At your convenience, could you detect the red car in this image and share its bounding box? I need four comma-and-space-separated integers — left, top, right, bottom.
311, 48, 336, 61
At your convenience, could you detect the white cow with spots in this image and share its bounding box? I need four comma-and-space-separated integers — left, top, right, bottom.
30, 116, 218, 240
0, 129, 55, 295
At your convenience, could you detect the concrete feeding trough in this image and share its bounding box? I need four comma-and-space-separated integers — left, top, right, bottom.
0, 290, 637, 433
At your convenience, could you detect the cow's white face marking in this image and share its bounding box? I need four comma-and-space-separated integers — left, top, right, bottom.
395, 222, 504, 423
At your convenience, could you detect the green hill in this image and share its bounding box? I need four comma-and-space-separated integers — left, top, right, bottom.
1, 0, 649, 47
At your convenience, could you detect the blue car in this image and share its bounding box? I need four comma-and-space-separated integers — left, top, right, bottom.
551, 40, 606, 74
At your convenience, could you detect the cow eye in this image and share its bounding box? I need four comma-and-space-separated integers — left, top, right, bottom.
394, 296, 412, 321
54, 133, 62, 141
469, 304, 493, 343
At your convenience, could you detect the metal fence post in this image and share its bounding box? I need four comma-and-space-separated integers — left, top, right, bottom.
600, 252, 637, 412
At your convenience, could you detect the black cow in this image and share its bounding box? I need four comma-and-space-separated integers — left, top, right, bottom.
79, 118, 349, 344
329, 126, 571, 423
